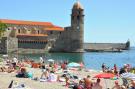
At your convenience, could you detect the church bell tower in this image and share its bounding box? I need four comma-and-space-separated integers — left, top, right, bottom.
70, 1, 84, 52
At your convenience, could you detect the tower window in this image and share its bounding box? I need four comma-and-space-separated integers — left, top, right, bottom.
72, 16, 74, 20
79, 11, 81, 14
77, 16, 80, 20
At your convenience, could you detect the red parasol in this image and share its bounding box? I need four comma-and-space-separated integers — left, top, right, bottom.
94, 73, 115, 79
94, 73, 115, 88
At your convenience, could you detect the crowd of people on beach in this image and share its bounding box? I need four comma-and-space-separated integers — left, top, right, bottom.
0, 56, 135, 89
101, 63, 135, 89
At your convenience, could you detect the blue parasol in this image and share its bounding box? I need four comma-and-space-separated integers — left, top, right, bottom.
67, 62, 80, 68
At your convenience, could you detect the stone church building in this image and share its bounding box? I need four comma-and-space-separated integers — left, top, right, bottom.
0, 1, 84, 54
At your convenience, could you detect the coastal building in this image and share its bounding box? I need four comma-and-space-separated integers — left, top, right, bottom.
0, 1, 84, 54
0, 1, 129, 54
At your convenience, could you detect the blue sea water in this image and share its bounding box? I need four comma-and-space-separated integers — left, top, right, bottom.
19, 47, 135, 70
83, 47, 135, 70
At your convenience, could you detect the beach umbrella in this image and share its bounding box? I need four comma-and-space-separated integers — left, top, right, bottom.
94, 73, 115, 89
47, 59, 54, 62
121, 72, 135, 79
67, 62, 81, 68
94, 73, 115, 79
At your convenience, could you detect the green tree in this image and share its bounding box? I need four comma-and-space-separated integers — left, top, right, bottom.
0, 21, 7, 37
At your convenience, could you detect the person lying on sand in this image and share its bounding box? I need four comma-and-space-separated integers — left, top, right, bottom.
0, 66, 14, 73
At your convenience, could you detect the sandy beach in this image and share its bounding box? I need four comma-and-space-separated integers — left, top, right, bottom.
0, 67, 123, 89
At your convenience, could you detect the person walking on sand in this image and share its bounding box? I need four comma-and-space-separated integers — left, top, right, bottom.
92, 78, 102, 89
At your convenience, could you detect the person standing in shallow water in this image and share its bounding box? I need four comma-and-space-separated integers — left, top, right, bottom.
102, 63, 106, 72
114, 64, 118, 75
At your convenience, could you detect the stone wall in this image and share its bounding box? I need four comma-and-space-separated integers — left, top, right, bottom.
84, 43, 129, 52
7, 37, 18, 53
49, 27, 84, 52
5, 24, 46, 36
0, 37, 18, 54
0, 37, 7, 54
18, 48, 46, 54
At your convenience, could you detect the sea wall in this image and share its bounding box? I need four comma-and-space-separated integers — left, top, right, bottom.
84, 42, 129, 52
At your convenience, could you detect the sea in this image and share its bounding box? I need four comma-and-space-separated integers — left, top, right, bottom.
18, 47, 135, 70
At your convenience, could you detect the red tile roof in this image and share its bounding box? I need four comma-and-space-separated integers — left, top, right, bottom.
0, 19, 52, 26
0, 19, 53, 26
44, 26, 64, 31
0, 19, 64, 31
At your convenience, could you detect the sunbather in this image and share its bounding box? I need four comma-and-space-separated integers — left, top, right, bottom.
16, 67, 28, 78
0, 66, 14, 73
40, 68, 50, 79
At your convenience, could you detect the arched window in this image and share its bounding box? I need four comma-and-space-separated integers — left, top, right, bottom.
72, 16, 74, 20
38, 30, 40, 34
18, 29, 21, 33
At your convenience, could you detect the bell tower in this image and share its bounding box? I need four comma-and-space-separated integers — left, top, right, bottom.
49, 1, 84, 52
70, 1, 84, 52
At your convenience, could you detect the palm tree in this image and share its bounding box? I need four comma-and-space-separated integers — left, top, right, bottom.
0, 21, 7, 37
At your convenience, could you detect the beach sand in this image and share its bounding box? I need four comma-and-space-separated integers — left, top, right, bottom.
0, 68, 122, 89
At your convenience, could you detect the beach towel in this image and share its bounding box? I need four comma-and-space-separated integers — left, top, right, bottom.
40, 78, 47, 82
8, 80, 32, 89
48, 73, 57, 82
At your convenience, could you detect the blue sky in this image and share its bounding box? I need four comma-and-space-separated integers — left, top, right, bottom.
0, 0, 135, 46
